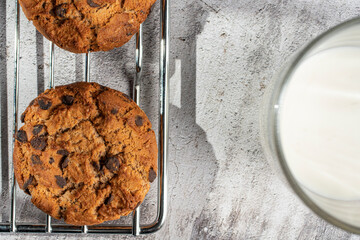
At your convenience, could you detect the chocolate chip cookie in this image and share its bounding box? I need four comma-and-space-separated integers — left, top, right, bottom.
19, 0, 157, 53
13, 82, 157, 226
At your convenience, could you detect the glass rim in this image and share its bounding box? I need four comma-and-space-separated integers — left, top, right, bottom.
270, 16, 360, 234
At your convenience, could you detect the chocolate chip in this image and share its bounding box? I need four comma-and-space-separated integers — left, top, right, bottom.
57, 149, 69, 156
53, 4, 66, 18
32, 125, 44, 135
135, 116, 143, 126
20, 112, 26, 123
111, 108, 118, 115
31, 154, 41, 165
30, 136, 47, 151
38, 98, 52, 110
16, 130, 27, 143
92, 161, 101, 171
87, 0, 100, 7
55, 175, 66, 188
23, 175, 34, 190
104, 194, 113, 205
60, 157, 69, 170
49, 157, 55, 164
148, 168, 156, 183
61, 95, 74, 105
147, 128, 151, 132
105, 156, 120, 172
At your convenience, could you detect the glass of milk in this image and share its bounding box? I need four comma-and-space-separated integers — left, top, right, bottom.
261, 17, 360, 233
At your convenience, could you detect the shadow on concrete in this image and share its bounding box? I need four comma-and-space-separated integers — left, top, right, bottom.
166, 1, 219, 238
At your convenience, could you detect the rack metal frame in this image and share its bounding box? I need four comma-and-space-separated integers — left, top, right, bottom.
0, 0, 169, 235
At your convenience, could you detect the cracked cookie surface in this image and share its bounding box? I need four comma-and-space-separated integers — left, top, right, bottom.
19, 0, 157, 53
13, 82, 157, 225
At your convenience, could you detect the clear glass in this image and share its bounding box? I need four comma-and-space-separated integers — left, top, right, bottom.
260, 17, 360, 234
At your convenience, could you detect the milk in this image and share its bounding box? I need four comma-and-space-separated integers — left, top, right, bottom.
279, 46, 360, 224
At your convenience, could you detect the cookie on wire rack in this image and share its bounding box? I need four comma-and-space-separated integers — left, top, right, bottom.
13, 82, 157, 226
19, 0, 157, 53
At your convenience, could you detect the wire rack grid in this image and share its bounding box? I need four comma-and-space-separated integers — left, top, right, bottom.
0, 0, 169, 236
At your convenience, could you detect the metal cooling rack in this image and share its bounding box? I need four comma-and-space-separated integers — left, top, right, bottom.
0, 0, 169, 235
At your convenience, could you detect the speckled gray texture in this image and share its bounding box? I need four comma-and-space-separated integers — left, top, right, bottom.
1, 0, 360, 239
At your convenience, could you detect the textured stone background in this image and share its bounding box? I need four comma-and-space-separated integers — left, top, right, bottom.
1, 0, 360, 239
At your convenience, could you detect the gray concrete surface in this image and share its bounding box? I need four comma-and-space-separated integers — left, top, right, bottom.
1, 0, 360, 239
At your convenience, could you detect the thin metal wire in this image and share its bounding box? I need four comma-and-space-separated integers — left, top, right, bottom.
132, 206, 141, 236
46, 215, 52, 233
133, 24, 143, 105
49, 42, 55, 89
141, 0, 170, 233
84, 52, 90, 82
45, 42, 55, 233
81, 51, 90, 234
10, 0, 21, 232
132, 25, 143, 236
